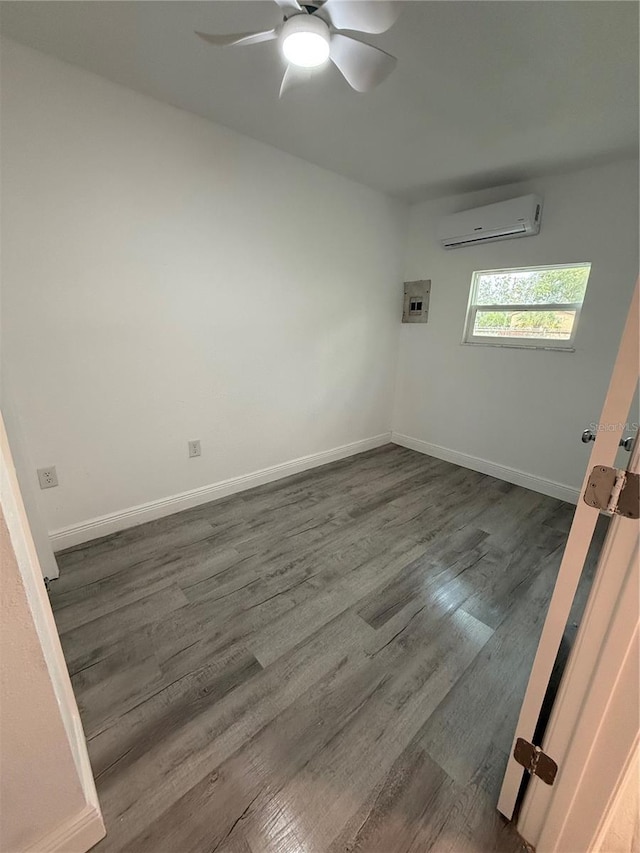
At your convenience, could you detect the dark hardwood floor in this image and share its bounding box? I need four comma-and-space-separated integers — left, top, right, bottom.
50, 444, 586, 853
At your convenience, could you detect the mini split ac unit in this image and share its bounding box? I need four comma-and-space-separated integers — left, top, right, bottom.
436, 194, 543, 249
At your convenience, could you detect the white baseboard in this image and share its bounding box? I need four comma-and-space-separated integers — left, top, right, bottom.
392, 432, 580, 504
50, 433, 392, 551
25, 803, 105, 853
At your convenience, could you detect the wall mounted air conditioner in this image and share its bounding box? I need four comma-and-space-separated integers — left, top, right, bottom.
437, 194, 542, 249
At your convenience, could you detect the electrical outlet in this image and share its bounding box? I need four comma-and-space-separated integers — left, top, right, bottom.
37, 466, 58, 489
188, 440, 201, 458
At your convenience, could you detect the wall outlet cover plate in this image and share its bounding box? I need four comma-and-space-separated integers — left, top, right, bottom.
37, 467, 58, 489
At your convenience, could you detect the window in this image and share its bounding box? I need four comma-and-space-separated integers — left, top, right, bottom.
463, 263, 591, 350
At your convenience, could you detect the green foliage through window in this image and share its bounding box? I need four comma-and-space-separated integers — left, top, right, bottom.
473, 309, 576, 340
475, 265, 590, 306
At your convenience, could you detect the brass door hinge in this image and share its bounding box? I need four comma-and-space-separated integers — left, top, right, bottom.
514, 738, 558, 785
583, 467, 639, 519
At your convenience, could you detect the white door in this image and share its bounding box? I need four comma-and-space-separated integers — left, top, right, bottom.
498, 280, 639, 824
518, 435, 639, 851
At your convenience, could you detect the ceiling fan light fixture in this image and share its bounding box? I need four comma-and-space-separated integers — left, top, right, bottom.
197, 0, 399, 95
281, 15, 330, 68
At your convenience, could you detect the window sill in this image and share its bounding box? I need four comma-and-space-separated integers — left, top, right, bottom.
461, 340, 575, 352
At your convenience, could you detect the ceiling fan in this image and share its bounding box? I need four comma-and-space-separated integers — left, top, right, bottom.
196, 0, 399, 97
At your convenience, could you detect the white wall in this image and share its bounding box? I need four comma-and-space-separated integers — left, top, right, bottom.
2, 41, 637, 549
0, 40, 406, 543
393, 159, 639, 499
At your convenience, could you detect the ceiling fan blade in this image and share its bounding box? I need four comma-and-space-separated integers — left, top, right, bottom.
272, 0, 305, 14
321, 0, 399, 34
279, 64, 320, 98
329, 33, 396, 92
196, 28, 279, 48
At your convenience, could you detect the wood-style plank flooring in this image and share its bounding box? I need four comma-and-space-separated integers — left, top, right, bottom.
50, 445, 589, 853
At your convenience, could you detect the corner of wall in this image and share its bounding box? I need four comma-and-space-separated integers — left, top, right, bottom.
1, 385, 59, 578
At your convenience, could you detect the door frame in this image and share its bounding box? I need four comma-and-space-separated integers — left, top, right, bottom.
498, 280, 639, 822
0, 413, 105, 851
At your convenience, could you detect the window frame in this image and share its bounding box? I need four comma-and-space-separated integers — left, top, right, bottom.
462, 263, 591, 352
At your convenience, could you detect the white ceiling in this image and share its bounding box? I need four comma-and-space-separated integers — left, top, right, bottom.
1, 1, 637, 201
